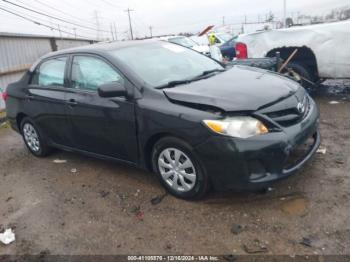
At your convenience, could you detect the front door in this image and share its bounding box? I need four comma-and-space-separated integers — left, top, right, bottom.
65, 54, 138, 163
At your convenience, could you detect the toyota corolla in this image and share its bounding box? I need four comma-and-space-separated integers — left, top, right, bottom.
5, 40, 320, 199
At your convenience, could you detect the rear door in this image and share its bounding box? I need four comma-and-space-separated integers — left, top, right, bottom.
26, 56, 72, 146
65, 54, 138, 163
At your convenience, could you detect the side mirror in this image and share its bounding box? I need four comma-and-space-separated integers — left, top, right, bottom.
97, 82, 127, 98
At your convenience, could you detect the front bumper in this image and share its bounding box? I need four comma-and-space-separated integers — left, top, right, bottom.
194, 98, 320, 191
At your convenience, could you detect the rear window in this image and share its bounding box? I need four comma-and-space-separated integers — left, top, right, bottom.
30, 57, 67, 87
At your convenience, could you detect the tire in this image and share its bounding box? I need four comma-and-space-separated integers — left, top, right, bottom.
151, 137, 210, 200
20, 117, 51, 157
283, 62, 316, 90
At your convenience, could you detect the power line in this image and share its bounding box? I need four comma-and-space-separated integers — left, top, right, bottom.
100, 0, 123, 9
1, 0, 111, 33
31, 0, 98, 27
1, 3, 85, 32
0, 5, 94, 39
0, 3, 97, 38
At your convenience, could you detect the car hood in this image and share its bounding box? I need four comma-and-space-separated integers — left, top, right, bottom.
163, 66, 301, 112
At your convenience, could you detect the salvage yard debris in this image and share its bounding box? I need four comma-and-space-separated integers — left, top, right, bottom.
300, 237, 313, 247
99, 190, 110, 198
0, 121, 9, 129
135, 210, 144, 221
329, 101, 340, 104
151, 193, 167, 205
316, 147, 327, 155
230, 224, 244, 235
243, 239, 268, 254
130, 205, 141, 214
53, 159, 67, 164
335, 155, 345, 164
0, 228, 15, 245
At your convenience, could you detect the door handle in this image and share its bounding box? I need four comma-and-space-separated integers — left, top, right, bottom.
25, 94, 34, 100
67, 99, 78, 106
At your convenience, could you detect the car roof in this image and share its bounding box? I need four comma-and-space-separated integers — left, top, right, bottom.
45, 38, 162, 57
30, 39, 163, 71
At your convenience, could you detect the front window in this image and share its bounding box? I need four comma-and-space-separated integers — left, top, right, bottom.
71, 56, 123, 91
111, 42, 223, 87
168, 37, 198, 48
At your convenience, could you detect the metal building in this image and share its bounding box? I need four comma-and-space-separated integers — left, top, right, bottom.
0, 32, 95, 109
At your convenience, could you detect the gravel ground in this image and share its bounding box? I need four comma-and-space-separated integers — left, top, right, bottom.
0, 82, 349, 256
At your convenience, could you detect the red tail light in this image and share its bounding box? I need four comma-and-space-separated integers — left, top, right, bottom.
1, 91, 8, 101
235, 42, 248, 59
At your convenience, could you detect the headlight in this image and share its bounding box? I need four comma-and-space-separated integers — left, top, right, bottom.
203, 117, 268, 138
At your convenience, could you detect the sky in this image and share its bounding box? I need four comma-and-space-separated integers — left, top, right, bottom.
0, 0, 348, 40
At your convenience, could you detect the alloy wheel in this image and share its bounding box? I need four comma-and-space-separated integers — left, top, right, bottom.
158, 148, 197, 192
23, 123, 40, 152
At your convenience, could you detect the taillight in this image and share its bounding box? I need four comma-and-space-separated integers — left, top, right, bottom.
235, 42, 248, 59
1, 91, 8, 101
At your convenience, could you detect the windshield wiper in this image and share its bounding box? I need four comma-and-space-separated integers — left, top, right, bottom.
190, 68, 226, 81
156, 80, 191, 89
155, 68, 225, 89
201, 68, 226, 76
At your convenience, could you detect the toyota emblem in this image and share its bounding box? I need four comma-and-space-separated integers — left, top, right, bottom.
297, 102, 305, 114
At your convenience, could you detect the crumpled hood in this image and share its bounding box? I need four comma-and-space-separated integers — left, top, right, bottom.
163, 66, 301, 112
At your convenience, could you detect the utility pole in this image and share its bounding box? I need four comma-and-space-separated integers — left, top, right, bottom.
125, 8, 134, 40
110, 23, 115, 40
283, 0, 287, 27
113, 22, 118, 40
94, 10, 101, 40
57, 24, 62, 39
73, 28, 77, 39
149, 25, 153, 38
222, 16, 225, 26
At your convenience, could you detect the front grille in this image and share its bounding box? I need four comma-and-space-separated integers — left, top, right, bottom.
264, 95, 310, 127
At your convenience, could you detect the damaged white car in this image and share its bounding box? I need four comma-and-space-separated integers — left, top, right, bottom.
161, 35, 210, 56
236, 20, 350, 87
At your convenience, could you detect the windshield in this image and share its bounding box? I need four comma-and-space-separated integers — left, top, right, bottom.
111, 42, 223, 88
168, 37, 198, 48
216, 33, 233, 42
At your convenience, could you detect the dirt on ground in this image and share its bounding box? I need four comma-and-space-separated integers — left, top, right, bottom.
0, 82, 349, 256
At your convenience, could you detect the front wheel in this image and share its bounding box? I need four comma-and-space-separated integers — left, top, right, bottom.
282, 62, 317, 90
20, 117, 51, 157
152, 137, 210, 200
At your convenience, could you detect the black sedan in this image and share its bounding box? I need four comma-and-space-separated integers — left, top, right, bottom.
5, 40, 320, 199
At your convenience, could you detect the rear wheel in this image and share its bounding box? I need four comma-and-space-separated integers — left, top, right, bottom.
152, 137, 210, 200
20, 117, 51, 157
